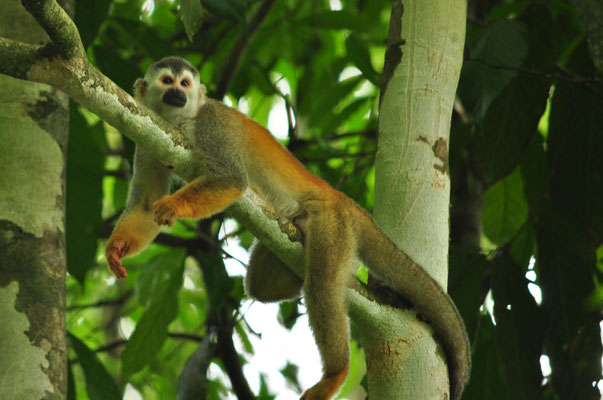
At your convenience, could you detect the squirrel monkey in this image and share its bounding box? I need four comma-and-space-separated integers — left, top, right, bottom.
106, 57, 471, 400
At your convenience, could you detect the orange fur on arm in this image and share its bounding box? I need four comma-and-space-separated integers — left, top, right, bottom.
108, 208, 160, 256
154, 178, 246, 226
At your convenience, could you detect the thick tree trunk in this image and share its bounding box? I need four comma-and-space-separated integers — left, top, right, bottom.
363, 0, 467, 398
0, 1, 70, 398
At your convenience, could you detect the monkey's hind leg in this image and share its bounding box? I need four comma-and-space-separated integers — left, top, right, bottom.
245, 241, 303, 302
300, 203, 354, 400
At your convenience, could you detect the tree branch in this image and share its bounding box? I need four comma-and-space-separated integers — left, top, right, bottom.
0, 37, 43, 79
21, 0, 84, 58
67, 291, 133, 311
468, 57, 603, 98
215, 308, 255, 400
91, 332, 205, 356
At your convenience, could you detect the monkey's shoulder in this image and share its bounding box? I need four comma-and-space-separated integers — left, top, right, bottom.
178, 99, 245, 172
186, 99, 242, 138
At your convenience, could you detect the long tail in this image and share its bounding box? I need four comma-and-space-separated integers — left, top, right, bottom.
353, 207, 471, 400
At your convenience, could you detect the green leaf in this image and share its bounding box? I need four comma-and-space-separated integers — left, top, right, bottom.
68, 332, 122, 400
485, 1, 533, 21
297, 57, 348, 117
461, 316, 508, 400
572, 0, 603, 73
122, 250, 186, 381
93, 44, 141, 91
202, 0, 246, 22
321, 97, 370, 135
177, 336, 212, 400
196, 252, 233, 308
471, 73, 549, 185
279, 363, 301, 392
108, 17, 172, 60
258, 375, 276, 400
307, 10, 371, 33
548, 42, 603, 246
509, 224, 535, 268
538, 43, 603, 398
469, 9, 554, 184
482, 167, 528, 245
278, 301, 300, 330
180, 0, 204, 42
110, 0, 147, 21
536, 214, 601, 399
146, 1, 181, 35
66, 103, 105, 283
548, 1, 583, 65
67, 359, 76, 400
520, 134, 548, 208
111, 177, 129, 212
235, 322, 253, 354
345, 34, 380, 86
458, 20, 528, 119
307, 76, 363, 129
491, 254, 544, 400
74, 0, 112, 48
449, 253, 487, 342
136, 250, 183, 306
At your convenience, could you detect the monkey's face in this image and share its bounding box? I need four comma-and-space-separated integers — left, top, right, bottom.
136, 65, 205, 125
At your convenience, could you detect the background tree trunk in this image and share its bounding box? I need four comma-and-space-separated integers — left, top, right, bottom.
0, 0, 71, 398
362, 0, 467, 398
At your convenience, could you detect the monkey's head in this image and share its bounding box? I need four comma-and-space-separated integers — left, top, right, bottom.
135, 56, 206, 125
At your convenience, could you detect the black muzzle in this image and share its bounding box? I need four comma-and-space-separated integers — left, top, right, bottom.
163, 88, 187, 108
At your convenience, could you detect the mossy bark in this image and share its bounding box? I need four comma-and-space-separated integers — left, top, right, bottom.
0, 0, 71, 398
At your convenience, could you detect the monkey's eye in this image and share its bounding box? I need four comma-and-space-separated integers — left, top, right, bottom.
181, 79, 190, 87
162, 76, 174, 84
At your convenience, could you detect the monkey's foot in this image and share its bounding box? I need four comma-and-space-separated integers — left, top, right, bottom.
299, 366, 348, 400
153, 195, 181, 226
106, 239, 129, 278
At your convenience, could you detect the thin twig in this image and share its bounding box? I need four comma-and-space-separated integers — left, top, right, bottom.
67, 291, 133, 311
468, 57, 603, 98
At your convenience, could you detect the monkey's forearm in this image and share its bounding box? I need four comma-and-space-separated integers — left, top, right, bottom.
153, 178, 246, 225
106, 208, 161, 278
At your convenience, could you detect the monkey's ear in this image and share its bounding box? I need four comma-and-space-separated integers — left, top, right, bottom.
135, 78, 148, 97
198, 83, 206, 102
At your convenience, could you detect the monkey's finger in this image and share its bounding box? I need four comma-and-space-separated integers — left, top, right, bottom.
106, 245, 128, 279
109, 263, 127, 279
108, 259, 125, 278
108, 254, 121, 268
117, 242, 130, 258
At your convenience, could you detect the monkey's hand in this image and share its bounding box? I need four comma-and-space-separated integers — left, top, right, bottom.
106, 239, 130, 279
153, 194, 186, 226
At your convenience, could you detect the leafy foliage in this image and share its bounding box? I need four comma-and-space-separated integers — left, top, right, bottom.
66, 104, 105, 282
177, 336, 212, 400
451, 2, 603, 400
482, 167, 528, 245
121, 250, 186, 381
64, 0, 602, 399
68, 333, 122, 400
